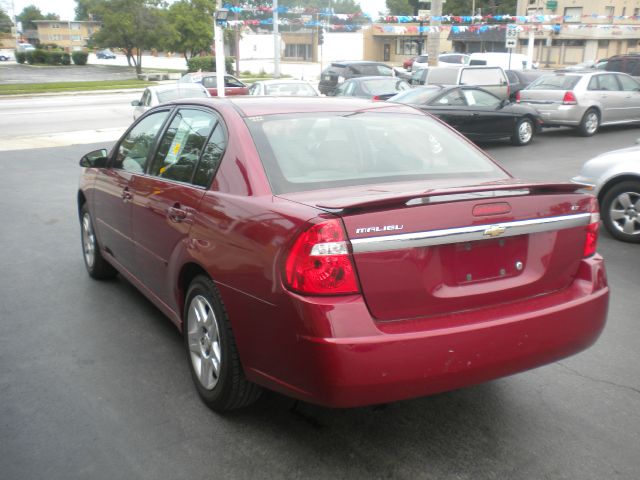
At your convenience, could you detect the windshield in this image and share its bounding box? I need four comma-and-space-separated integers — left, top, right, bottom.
389, 86, 443, 104
157, 88, 208, 103
245, 112, 508, 194
527, 74, 581, 90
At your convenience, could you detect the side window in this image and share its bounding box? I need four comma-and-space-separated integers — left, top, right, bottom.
194, 122, 227, 187
436, 89, 466, 106
506, 71, 518, 83
142, 90, 152, 106
248, 83, 259, 95
616, 74, 640, 91
464, 89, 500, 107
149, 109, 217, 183
225, 76, 245, 87
113, 111, 169, 173
606, 59, 623, 72
587, 76, 599, 90
626, 60, 640, 76
598, 74, 620, 91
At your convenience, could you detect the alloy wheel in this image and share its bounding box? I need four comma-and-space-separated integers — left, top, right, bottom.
584, 112, 599, 135
518, 120, 533, 144
82, 213, 95, 268
609, 191, 640, 236
187, 295, 221, 390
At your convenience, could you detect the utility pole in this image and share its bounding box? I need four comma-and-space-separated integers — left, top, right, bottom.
273, 0, 280, 78
234, 5, 240, 75
426, 0, 443, 66
214, 0, 226, 97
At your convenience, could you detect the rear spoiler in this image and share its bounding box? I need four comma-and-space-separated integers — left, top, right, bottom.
316, 182, 590, 212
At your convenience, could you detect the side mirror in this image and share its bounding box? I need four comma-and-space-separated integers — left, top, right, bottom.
131, 100, 141, 106
79, 149, 109, 168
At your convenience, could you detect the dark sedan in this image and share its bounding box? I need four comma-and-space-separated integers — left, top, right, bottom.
334, 76, 411, 100
389, 85, 543, 146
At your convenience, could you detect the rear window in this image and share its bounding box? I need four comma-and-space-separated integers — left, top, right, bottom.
460, 68, 505, 86
427, 68, 459, 84
361, 78, 411, 95
265, 83, 317, 96
157, 88, 208, 103
528, 74, 581, 90
389, 86, 443, 104
350, 64, 393, 76
245, 112, 508, 194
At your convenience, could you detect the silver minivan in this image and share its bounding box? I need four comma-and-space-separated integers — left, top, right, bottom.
425, 66, 509, 99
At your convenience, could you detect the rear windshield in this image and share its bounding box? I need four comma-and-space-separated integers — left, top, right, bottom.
245, 112, 508, 194
349, 64, 393, 76
427, 68, 459, 84
361, 78, 411, 95
459, 68, 505, 85
157, 88, 208, 103
265, 83, 317, 96
389, 86, 443, 104
527, 74, 581, 90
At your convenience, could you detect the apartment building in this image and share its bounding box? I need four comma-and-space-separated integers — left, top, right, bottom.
33, 20, 101, 51
516, 0, 640, 66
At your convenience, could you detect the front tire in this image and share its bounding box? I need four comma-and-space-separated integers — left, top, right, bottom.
511, 117, 535, 146
184, 275, 261, 411
601, 181, 640, 243
80, 204, 117, 279
577, 109, 600, 137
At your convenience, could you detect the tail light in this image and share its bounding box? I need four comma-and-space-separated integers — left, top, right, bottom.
515, 91, 521, 103
506, 85, 511, 100
372, 95, 382, 101
583, 198, 600, 258
562, 91, 578, 105
285, 219, 359, 295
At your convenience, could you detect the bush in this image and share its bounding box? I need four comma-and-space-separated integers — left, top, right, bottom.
32, 49, 47, 64
61, 53, 71, 65
72, 51, 88, 65
187, 55, 235, 75
15, 51, 26, 64
25, 51, 34, 64
46, 51, 63, 65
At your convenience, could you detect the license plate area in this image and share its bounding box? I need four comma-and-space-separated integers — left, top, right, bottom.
442, 236, 528, 285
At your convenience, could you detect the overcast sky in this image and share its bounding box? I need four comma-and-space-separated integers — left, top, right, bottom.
8, 0, 388, 22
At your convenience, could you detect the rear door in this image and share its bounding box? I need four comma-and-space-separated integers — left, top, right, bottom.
614, 74, 640, 120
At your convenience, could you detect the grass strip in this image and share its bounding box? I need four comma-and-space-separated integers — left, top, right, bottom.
0, 79, 154, 95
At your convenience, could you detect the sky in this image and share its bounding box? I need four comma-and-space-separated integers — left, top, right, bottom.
7, 0, 388, 22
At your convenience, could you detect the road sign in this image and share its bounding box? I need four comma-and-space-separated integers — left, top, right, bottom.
418, 9, 430, 18
506, 38, 517, 49
506, 24, 518, 38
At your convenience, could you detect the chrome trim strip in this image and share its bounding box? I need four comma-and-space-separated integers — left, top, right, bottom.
350, 213, 591, 253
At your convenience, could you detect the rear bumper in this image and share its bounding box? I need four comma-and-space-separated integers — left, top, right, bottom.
524, 103, 587, 127
248, 255, 608, 408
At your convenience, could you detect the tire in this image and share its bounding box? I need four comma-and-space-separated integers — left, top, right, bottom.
577, 108, 600, 137
600, 181, 640, 243
80, 204, 117, 279
510, 117, 535, 146
184, 275, 261, 411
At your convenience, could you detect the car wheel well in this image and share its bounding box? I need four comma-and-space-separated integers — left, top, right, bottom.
77, 191, 87, 219
178, 262, 211, 329
598, 175, 640, 203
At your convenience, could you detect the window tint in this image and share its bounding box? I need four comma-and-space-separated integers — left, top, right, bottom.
606, 59, 623, 72
528, 74, 581, 90
460, 68, 504, 86
194, 122, 226, 187
506, 71, 519, 83
246, 112, 508, 194
225, 76, 245, 88
149, 109, 216, 183
616, 74, 640, 91
389, 85, 442, 105
114, 111, 169, 173
594, 74, 620, 91
435, 89, 466, 106
463, 89, 500, 107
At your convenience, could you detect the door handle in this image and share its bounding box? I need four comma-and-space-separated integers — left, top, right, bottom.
168, 206, 187, 223
121, 188, 133, 202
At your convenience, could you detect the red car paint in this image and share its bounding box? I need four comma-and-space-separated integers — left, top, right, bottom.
78, 97, 609, 408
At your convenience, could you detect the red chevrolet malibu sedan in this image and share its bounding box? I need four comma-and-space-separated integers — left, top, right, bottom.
78, 97, 609, 411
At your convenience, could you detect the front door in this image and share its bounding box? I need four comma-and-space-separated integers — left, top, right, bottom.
383, 44, 390, 62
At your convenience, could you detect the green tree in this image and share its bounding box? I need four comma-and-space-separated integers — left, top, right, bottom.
16, 5, 59, 30
0, 7, 14, 33
87, 0, 167, 74
163, 0, 215, 61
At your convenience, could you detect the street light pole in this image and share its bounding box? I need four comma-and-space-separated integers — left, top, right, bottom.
273, 0, 280, 78
214, 1, 226, 97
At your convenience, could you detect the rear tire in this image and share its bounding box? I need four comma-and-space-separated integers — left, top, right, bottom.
577, 109, 600, 137
600, 181, 640, 243
510, 117, 535, 146
184, 275, 262, 411
80, 204, 117, 279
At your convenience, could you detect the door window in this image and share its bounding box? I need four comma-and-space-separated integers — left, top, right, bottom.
194, 122, 227, 187
113, 111, 170, 173
594, 74, 621, 91
463, 89, 501, 107
616, 74, 640, 91
435, 89, 467, 106
149, 109, 217, 184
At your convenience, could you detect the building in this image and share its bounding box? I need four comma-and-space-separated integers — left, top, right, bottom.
363, 24, 453, 64
515, 0, 640, 66
33, 20, 101, 51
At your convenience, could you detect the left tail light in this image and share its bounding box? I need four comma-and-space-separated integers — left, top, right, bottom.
583, 197, 600, 258
284, 219, 360, 295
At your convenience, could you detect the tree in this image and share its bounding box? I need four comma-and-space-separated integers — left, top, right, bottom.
0, 7, 13, 34
163, 0, 215, 61
87, 0, 168, 74
16, 5, 59, 30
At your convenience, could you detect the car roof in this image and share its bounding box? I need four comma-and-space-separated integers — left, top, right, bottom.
148, 83, 206, 93
346, 76, 404, 82
178, 96, 423, 117
330, 60, 390, 66
254, 79, 313, 85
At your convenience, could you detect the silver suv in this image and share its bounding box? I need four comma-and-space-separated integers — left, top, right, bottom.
517, 71, 640, 136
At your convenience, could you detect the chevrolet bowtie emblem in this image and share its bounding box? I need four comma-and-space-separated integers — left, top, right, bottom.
483, 225, 507, 237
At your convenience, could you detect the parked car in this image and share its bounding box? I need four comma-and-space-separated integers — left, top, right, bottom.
505, 69, 545, 97
77, 96, 608, 411
410, 67, 429, 86
179, 72, 249, 96
130, 83, 210, 120
389, 85, 542, 146
318, 61, 394, 95
412, 53, 470, 71
517, 71, 640, 136
248, 79, 318, 96
0, 53, 10, 61
604, 54, 640, 80
573, 139, 640, 243
403, 55, 419, 70
425, 65, 510, 99
334, 76, 411, 100
16, 42, 35, 52
96, 49, 116, 59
